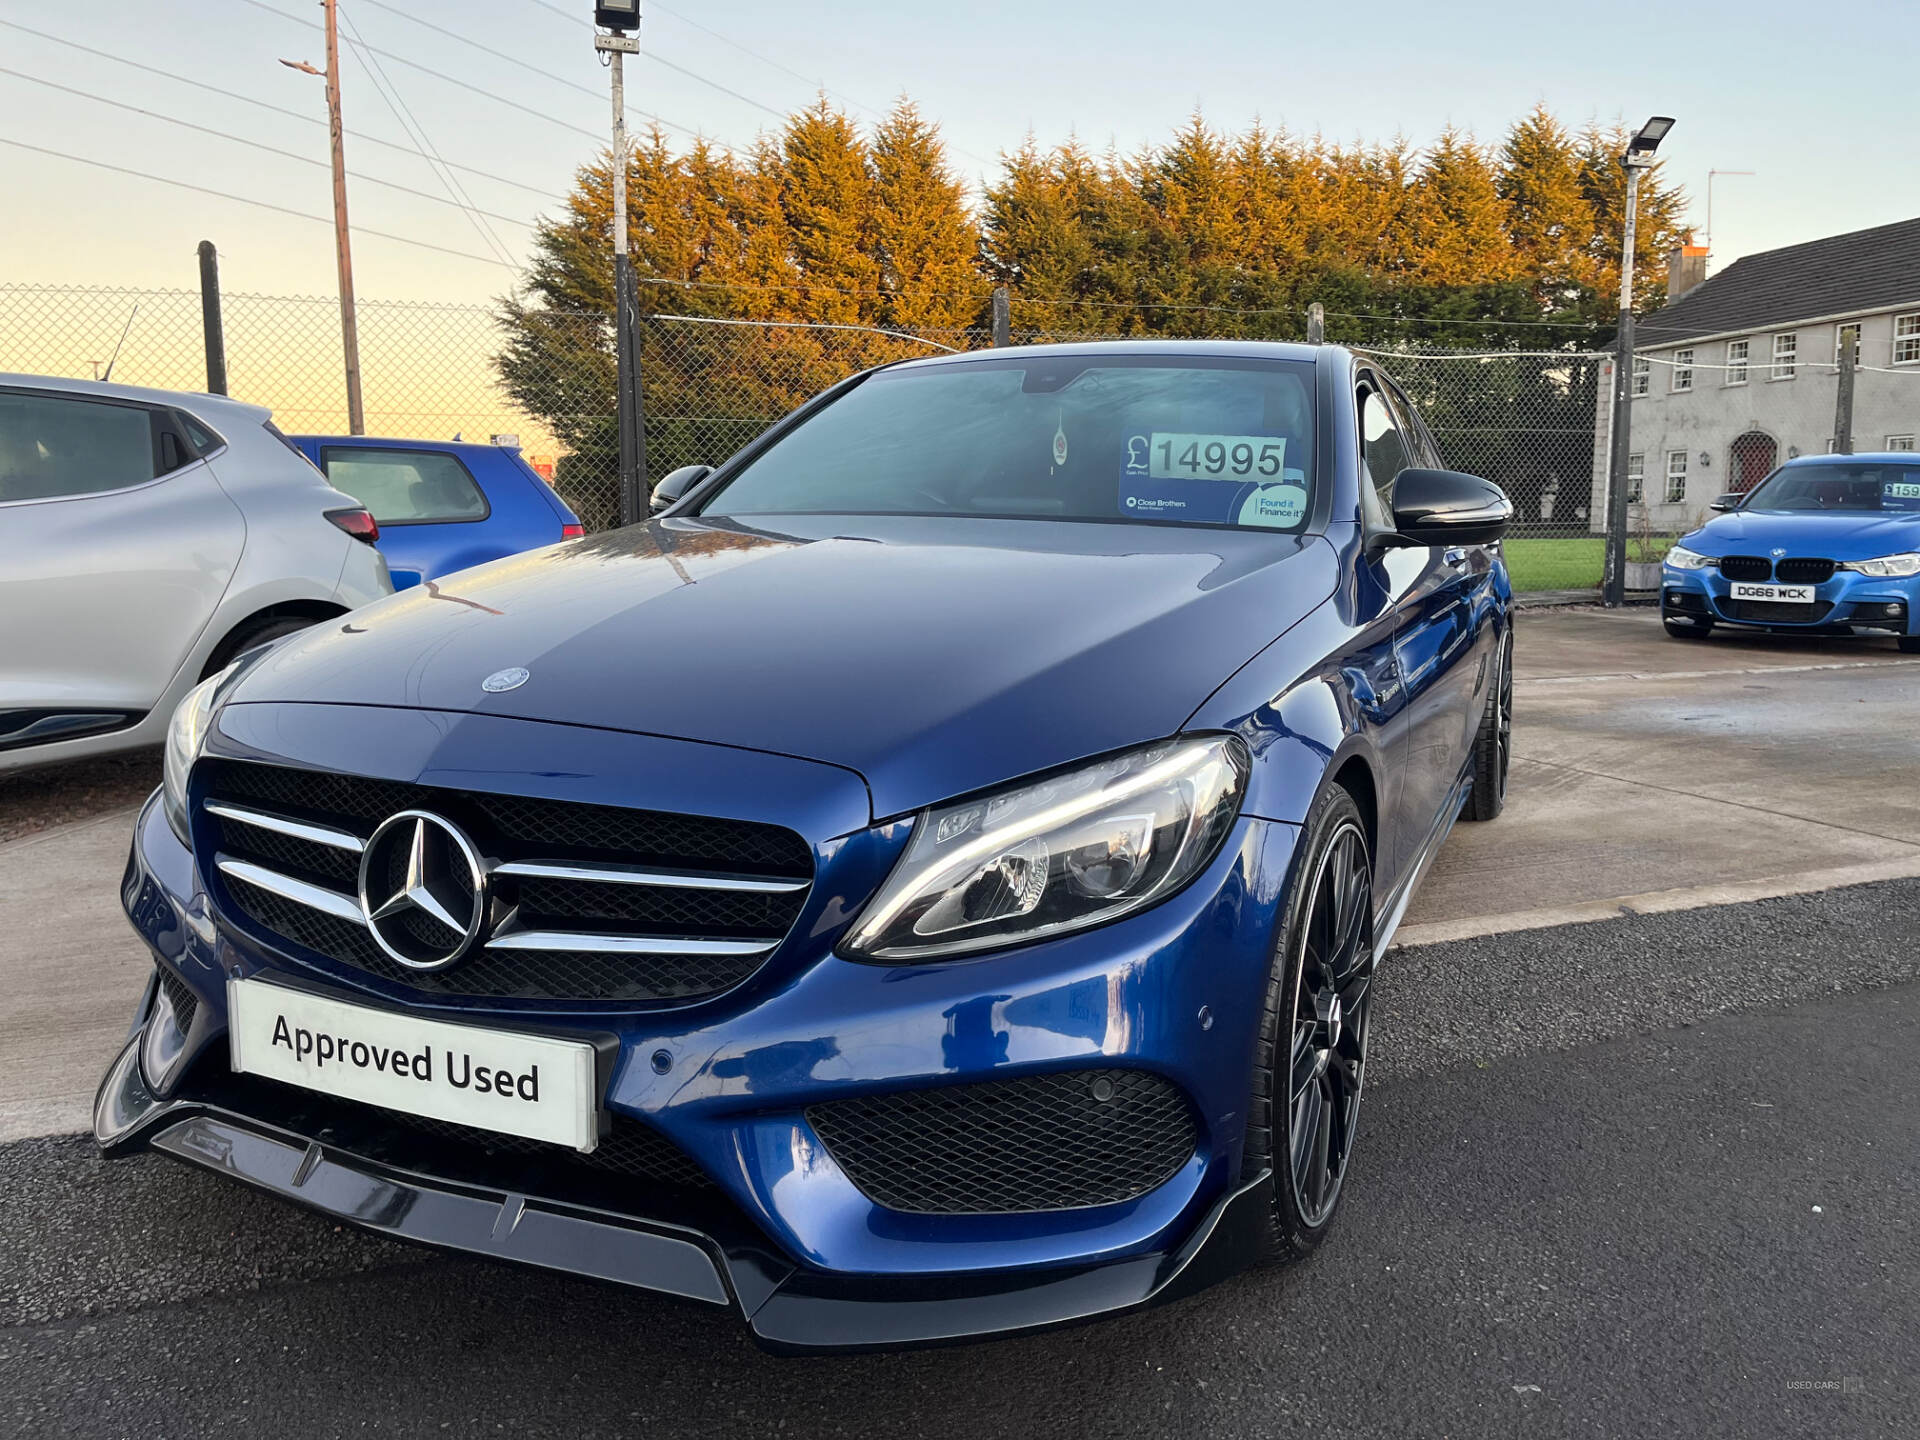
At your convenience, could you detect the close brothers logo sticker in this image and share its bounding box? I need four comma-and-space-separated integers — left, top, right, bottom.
1119, 430, 1306, 528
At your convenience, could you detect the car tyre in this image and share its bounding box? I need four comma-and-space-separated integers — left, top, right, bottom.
1245, 782, 1374, 1266
1462, 625, 1513, 822
202, 615, 320, 679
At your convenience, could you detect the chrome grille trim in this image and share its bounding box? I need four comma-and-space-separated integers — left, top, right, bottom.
215, 856, 368, 925
490, 858, 808, 893
205, 801, 366, 853
484, 929, 774, 957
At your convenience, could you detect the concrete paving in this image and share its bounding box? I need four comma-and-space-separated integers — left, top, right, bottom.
0, 810, 149, 1142
0, 606, 1914, 1141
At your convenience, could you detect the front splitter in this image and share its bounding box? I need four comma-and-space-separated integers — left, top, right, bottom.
94, 1031, 1274, 1353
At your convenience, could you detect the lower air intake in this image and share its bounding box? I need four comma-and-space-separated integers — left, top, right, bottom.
807, 1068, 1198, 1214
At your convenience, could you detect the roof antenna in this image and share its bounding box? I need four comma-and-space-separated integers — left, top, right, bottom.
100, 302, 139, 383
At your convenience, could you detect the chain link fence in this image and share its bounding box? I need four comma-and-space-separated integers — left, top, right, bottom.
38, 280, 1871, 593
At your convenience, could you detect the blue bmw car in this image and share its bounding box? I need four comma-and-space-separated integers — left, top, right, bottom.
97, 342, 1513, 1350
288, 434, 584, 590
1662, 453, 1920, 650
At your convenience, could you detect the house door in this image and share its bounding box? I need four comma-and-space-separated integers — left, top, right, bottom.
1729, 431, 1777, 493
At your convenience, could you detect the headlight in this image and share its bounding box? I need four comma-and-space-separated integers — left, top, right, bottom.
1841, 552, 1920, 578
1664, 545, 1713, 571
162, 666, 234, 846
839, 736, 1249, 963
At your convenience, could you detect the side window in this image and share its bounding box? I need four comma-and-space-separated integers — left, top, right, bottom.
0, 390, 160, 503
1385, 381, 1441, 470
320, 447, 489, 524
1357, 384, 1410, 525
179, 412, 225, 455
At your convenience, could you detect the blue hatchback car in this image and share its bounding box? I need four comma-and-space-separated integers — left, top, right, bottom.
99, 343, 1513, 1350
289, 435, 583, 590
1662, 453, 1920, 651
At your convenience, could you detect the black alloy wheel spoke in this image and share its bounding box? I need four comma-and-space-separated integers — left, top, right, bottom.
1286, 820, 1375, 1227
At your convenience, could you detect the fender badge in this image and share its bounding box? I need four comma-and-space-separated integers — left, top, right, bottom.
481, 667, 530, 693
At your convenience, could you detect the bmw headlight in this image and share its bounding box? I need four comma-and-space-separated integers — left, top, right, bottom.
1841, 552, 1920, 578
1664, 545, 1713, 571
840, 736, 1249, 963
161, 666, 234, 846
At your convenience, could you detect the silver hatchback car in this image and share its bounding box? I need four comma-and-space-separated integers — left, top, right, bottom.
1, 374, 392, 773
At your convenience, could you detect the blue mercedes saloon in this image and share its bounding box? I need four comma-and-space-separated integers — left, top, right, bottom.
1662, 453, 1920, 650
97, 342, 1514, 1351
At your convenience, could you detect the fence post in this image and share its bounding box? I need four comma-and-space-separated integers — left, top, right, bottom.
197, 240, 228, 396
1833, 327, 1856, 455
991, 286, 1011, 347
1306, 303, 1325, 344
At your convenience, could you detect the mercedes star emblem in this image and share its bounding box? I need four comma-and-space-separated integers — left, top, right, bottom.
357, 810, 488, 970
482, 667, 530, 693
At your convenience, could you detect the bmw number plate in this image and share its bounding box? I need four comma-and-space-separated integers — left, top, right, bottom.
227, 977, 600, 1151
1729, 581, 1816, 603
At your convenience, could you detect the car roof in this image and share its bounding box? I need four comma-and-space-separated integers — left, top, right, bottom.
0, 370, 272, 424
291, 434, 520, 457
883, 338, 1332, 374
1780, 451, 1916, 465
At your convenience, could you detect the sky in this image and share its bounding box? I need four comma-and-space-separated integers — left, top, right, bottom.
1, 0, 1916, 309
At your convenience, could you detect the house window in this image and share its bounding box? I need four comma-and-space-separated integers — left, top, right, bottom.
1631, 355, 1650, 397
1626, 453, 1644, 502
1664, 450, 1688, 504
1835, 323, 1862, 367
1725, 338, 1749, 385
1771, 332, 1797, 380
1671, 349, 1694, 392
1894, 314, 1920, 366
1888, 435, 1916, 452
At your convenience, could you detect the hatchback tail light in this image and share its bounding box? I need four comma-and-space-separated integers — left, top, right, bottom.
561, 522, 585, 539
326, 508, 380, 544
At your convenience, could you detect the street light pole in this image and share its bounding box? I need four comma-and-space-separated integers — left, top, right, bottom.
595, 0, 645, 525
1602, 116, 1674, 608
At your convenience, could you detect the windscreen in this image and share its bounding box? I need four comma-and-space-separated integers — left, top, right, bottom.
1744, 462, 1920, 513
700, 355, 1317, 531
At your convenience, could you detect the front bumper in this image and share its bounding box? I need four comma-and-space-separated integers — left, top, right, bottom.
1662, 564, 1917, 633
96, 1018, 1274, 1352
103, 698, 1301, 1348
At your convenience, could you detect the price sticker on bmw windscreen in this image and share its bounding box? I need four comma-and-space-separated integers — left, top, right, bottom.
1885, 477, 1920, 510
1119, 431, 1305, 528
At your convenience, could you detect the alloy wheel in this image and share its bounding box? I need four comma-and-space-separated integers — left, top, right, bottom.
1495, 630, 1514, 804
1285, 819, 1373, 1227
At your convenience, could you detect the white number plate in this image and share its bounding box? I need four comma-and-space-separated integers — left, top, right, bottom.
227, 977, 600, 1151
1729, 581, 1816, 603
1149, 432, 1286, 480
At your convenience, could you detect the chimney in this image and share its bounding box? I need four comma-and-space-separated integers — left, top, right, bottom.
1667, 232, 1709, 301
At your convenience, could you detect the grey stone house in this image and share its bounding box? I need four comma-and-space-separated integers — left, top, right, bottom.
1589, 217, 1920, 533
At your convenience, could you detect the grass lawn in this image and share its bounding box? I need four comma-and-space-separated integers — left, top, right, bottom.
1502, 537, 1605, 593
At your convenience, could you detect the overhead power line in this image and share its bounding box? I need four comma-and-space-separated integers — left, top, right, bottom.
0, 67, 536, 232
0, 18, 568, 202
0, 135, 516, 269
358, 0, 762, 139
236, 0, 721, 149
335, 5, 519, 266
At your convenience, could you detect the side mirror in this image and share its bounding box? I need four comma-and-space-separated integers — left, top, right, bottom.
1709, 492, 1743, 513
1388, 468, 1512, 546
648, 464, 711, 515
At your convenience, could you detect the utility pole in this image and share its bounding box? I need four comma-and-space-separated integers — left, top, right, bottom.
1603, 116, 1675, 607
1834, 325, 1857, 455
594, 0, 645, 524
282, 0, 364, 434
991, 285, 1011, 347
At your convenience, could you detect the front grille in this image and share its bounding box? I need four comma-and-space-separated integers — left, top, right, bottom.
1718, 555, 1773, 581
1775, 557, 1836, 584
1723, 599, 1835, 624
203, 759, 813, 1005
384, 1108, 714, 1191
807, 1069, 1199, 1214
156, 966, 198, 1033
